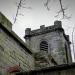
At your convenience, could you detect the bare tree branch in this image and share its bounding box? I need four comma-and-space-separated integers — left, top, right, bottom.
55, 0, 71, 19
14, 0, 22, 24
44, 0, 71, 19
44, 0, 51, 11
14, 0, 32, 24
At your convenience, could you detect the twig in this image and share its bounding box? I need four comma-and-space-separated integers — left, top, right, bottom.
14, 0, 22, 24
55, 0, 71, 19
14, 0, 32, 24
44, 0, 51, 11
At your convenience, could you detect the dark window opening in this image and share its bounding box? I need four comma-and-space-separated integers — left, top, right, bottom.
40, 41, 48, 52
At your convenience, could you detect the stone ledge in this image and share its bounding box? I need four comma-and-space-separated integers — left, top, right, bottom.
0, 12, 12, 31
16, 63, 75, 75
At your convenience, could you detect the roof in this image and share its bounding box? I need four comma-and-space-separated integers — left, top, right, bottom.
0, 23, 32, 54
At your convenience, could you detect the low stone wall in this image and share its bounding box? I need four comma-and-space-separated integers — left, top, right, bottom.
16, 63, 75, 75
0, 25, 34, 73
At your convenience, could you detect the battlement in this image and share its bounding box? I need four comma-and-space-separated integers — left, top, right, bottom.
24, 20, 63, 39
0, 12, 12, 31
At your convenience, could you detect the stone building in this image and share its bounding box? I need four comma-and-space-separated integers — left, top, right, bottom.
0, 12, 73, 75
0, 12, 34, 74
24, 21, 72, 69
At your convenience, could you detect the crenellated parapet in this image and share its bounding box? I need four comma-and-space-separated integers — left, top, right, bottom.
24, 20, 63, 39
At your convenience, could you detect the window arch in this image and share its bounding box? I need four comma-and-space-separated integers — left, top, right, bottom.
40, 41, 48, 52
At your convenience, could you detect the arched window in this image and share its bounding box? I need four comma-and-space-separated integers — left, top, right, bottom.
40, 41, 48, 52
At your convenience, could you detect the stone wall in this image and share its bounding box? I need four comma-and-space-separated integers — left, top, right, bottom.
0, 12, 12, 31
0, 28, 34, 74
16, 63, 75, 75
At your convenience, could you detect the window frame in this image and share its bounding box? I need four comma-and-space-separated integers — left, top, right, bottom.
40, 41, 48, 52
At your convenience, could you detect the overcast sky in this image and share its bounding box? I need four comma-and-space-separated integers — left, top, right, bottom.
0, 0, 75, 60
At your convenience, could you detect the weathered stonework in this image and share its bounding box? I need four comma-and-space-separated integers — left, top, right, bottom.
0, 12, 12, 31
0, 29, 34, 71
16, 63, 75, 75
0, 12, 34, 74
0, 12, 73, 75
25, 20, 72, 69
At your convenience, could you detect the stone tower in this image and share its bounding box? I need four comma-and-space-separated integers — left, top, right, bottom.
24, 21, 72, 69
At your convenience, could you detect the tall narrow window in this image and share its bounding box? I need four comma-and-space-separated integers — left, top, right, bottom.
40, 41, 48, 52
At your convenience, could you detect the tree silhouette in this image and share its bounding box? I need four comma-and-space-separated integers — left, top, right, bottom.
14, 0, 32, 24
14, 0, 71, 24
44, 0, 71, 19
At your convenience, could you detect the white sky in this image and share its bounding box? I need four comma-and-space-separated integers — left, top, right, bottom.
0, 0, 75, 61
